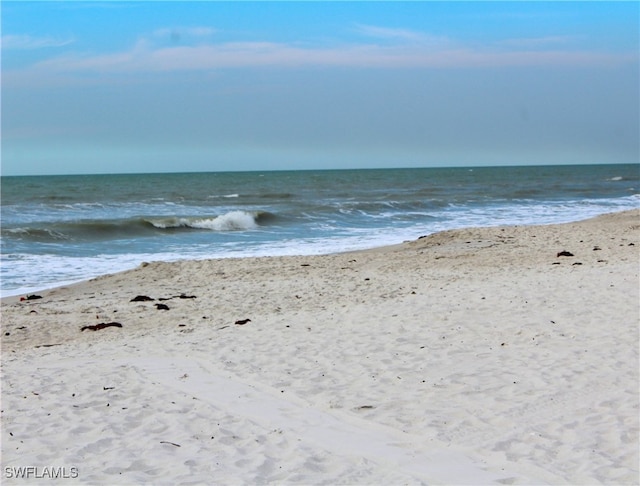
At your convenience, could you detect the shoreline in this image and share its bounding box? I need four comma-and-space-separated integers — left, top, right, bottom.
2, 208, 638, 303
2, 209, 638, 484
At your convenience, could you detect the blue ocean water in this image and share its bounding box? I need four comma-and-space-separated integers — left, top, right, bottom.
1, 164, 638, 296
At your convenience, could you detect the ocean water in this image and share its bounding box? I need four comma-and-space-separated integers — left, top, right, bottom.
1, 164, 638, 296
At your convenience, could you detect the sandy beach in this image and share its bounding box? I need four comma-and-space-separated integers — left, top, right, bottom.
1, 209, 638, 485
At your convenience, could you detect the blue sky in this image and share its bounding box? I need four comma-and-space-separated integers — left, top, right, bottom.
2, 1, 638, 175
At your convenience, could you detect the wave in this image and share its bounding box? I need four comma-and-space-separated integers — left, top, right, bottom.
333, 199, 449, 214
147, 211, 271, 231
256, 192, 295, 200
207, 194, 240, 199
2, 211, 274, 243
205, 192, 295, 200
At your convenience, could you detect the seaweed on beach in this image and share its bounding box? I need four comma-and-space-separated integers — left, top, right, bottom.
81, 322, 123, 332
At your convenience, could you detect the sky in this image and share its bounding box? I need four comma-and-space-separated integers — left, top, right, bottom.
1, 1, 639, 176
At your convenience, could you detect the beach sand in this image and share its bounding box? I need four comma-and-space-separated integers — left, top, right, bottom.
1, 210, 638, 485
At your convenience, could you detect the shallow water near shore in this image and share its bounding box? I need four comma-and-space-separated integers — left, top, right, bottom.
1, 164, 638, 295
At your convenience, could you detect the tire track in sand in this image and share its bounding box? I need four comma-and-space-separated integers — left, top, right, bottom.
132, 357, 539, 485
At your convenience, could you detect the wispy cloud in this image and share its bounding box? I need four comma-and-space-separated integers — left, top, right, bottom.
353, 23, 450, 46
2, 34, 75, 50
152, 26, 217, 43
31, 42, 635, 74
499, 35, 579, 48
9, 24, 637, 78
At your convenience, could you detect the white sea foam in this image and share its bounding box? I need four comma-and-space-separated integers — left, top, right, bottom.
208, 193, 240, 199
192, 211, 258, 231
147, 211, 258, 231
148, 217, 192, 229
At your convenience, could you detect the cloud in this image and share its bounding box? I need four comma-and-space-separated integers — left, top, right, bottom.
499, 35, 579, 48
2, 34, 75, 50
9, 24, 637, 78
152, 26, 217, 43
353, 23, 450, 46
31, 41, 635, 74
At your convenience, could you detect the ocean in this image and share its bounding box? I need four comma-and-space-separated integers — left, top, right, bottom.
1, 164, 638, 297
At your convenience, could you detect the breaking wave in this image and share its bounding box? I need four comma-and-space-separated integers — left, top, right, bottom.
2, 211, 273, 243
148, 211, 266, 231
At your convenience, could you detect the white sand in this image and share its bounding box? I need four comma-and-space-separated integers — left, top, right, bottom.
1, 210, 638, 485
